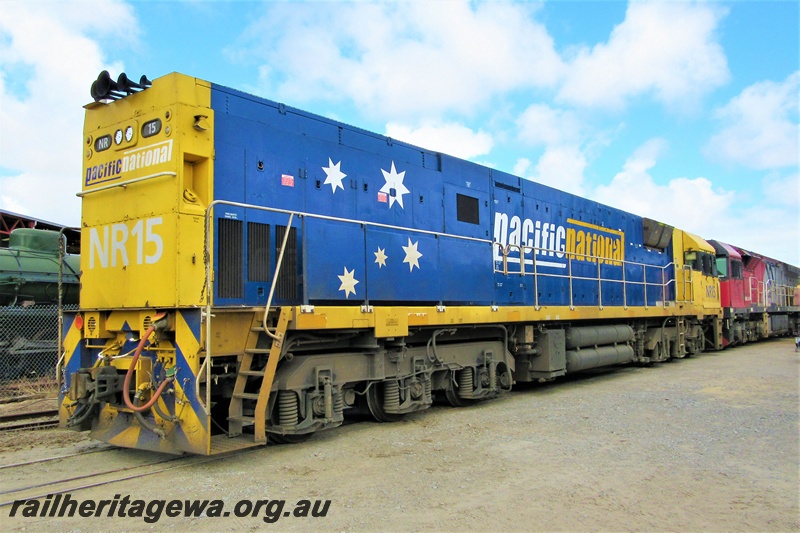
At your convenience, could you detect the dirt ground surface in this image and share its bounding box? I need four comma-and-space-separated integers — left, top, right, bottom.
1, 338, 798, 532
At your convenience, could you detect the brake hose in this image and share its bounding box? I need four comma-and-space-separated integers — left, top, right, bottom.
122, 314, 173, 412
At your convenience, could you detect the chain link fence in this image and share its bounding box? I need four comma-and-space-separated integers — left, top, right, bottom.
0, 304, 78, 401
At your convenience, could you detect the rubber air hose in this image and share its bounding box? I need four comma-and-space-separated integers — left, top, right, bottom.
122, 314, 173, 412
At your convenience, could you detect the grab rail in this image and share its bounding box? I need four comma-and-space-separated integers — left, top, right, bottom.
494, 243, 683, 310
76, 171, 177, 197
262, 213, 294, 341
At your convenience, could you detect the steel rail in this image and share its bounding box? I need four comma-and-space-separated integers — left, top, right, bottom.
0, 447, 114, 471
0, 456, 183, 499
0, 409, 59, 424
0, 447, 262, 508
0, 419, 58, 432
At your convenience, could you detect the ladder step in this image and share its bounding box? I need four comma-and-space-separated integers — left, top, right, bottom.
233, 392, 260, 400
251, 326, 266, 332
245, 348, 270, 354
210, 434, 261, 454
228, 416, 255, 426
240, 370, 265, 377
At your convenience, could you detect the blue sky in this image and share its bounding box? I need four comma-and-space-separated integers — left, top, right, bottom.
0, 1, 798, 265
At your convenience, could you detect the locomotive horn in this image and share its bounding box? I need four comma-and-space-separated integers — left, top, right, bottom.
117, 72, 152, 93
90, 70, 124, 101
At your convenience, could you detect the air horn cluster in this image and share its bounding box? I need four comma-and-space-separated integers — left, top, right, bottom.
90, 71, 152, 102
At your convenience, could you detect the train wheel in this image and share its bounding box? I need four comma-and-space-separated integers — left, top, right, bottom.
365, 382, 403, 423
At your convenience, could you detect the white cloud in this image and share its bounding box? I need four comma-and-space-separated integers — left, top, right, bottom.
715, 204, 799, 266
762, 172, 800, 209
558, 2, 729, 109
384, 122, 493, 160
522, 145, 588, 197
233, 1, 563, 119
513, 103, 592, 196
594, 139, 734, 231
513, 158, 532, 177
517, 104, 582, 146
705, 71, 800, 170
0, 1, 136, 225
0, 173, 81, 225
592, 139, 799, 265
233, 1, 731, 120
751, 172, 800, 264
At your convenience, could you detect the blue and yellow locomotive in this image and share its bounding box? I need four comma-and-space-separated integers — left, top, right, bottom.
60, 71, 797, 454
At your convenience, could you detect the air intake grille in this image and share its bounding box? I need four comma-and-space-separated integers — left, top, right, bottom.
218, 218, 243, 299
275, 225, 297, 300
248, 222, 271, 282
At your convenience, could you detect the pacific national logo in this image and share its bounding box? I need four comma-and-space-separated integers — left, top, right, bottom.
493, 212, 624, 269
565, 219, 624, 266
85, 139, 174, 187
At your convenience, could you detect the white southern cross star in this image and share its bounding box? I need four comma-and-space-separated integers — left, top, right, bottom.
337, 266, 359, 298
322, 158, 346, 193
374, 247, 388, 268
379, 161, 410, 209
402, 238, 422, 272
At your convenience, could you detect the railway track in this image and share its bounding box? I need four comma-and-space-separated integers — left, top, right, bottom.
0, 446, 114, 471
0, 409, 59, 431
0, 446, 262, 507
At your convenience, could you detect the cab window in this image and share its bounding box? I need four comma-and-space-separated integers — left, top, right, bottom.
686, 251, 717, 276
716, 257, 728, 278
685, 252, 699, 271
731, 260, 743, 279
702, 254, 713, 276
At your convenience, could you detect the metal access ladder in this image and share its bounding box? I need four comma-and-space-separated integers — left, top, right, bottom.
227, 307, 292, 444
677, 317, 686, 357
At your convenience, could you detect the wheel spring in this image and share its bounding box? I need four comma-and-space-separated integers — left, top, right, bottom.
458, 368, 474, 399
278, 390, 299, 427
424, 378, 432, 404
333, 390, 344, 416
383, 381, 400, 412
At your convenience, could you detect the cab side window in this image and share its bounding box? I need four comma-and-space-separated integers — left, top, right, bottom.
688, 251, 717, 276
702, 254, 713, 276
716, 257, 728, 279
731, 260, 743, 279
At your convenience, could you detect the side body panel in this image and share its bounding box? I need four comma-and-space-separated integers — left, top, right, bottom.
208, 84, 673, 310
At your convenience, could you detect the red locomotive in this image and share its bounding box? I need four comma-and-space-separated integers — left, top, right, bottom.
710, 240, 799, 346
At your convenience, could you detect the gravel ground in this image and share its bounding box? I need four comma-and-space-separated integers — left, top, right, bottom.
2, 337, 798, 532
